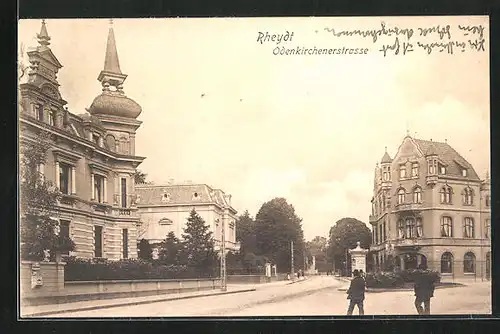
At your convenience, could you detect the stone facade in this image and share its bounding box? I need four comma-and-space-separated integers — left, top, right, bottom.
135, 183, 238, 255
19, 20, 145, 260
369, 135, 491, 279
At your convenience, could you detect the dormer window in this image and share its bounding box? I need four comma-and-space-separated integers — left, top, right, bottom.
462, 169, 467, 177
440, 166, 446, 175
399, 166, 407, 179
192, 192, 201, 200
92, 133, 100, 144
411, 163, 419, 177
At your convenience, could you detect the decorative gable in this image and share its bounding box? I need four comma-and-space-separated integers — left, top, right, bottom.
393, 137, 422, 164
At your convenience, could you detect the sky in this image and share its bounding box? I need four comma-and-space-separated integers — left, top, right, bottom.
18, 17, 490, 241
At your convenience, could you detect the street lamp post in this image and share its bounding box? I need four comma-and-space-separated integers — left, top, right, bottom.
291, 240, 294, 280
219, 196, 240, 292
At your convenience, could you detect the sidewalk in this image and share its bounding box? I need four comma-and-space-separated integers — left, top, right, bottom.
21, 286, 256, 318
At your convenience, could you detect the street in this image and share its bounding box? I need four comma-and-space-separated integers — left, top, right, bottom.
46, 276, 491, 317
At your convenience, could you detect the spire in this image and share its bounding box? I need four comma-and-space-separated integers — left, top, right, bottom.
104, 20, 122, 75
97, 19, 127, 94
37, 19, 51, 47
381, 148, 392, 164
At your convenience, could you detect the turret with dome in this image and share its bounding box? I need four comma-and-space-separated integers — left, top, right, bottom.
89, 20, 142, 120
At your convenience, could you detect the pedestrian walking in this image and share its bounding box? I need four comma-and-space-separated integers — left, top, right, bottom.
359, 270, 365, 279
414, 263, 435, 315
346, 269, 366, 315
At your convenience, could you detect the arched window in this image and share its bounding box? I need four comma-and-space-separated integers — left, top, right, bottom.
462, 187, 474, 205
397, 188, 406, 205
463, 217, 475, 238
440, 186, 452, 204
405, 218, 416, 238
464, 252, 476, 273
397, 219, 405, 239
416, 218, 423, 237
441, 252, 453, 273
413, 187, 422, 203
441, 216, 453, 237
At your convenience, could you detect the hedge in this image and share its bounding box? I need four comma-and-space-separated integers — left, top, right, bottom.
64, 257, 218, 281
365, 269, 441, 289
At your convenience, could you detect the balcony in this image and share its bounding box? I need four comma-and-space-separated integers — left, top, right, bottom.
369, 243, 385, 252
111, 207, 138, 218
91, 202, 112, 214
392, 238, 421, 251
426, 175, 438, 186
394, 202, 422, 213
59, 194, 78, 207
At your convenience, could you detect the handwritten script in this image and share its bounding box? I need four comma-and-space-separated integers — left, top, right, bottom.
324, 22, 486, 56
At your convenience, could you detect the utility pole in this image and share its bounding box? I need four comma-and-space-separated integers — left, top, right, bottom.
291, 240, 294, 279
220, 206, 227, 291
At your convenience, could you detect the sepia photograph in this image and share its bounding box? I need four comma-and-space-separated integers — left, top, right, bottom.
17, 16, 490, 318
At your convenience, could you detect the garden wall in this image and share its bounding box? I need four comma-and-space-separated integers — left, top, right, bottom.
20, 261, 221, 306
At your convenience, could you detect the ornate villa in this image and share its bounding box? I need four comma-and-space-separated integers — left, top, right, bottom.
19, 20, 145, 259
369, 135, 491, 279
135, 182, 239, 257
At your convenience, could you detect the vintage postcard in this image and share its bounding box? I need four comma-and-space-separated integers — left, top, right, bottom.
18, 16, 490, 318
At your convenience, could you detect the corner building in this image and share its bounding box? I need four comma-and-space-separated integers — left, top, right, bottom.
369, 135, 491, 280
19, 21, 146, 259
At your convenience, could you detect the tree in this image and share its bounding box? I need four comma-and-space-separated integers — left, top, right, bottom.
327, 217, 371, 276
137, 239, 153, 261
181, 209, 219, 276
305, 236, 329, 271
134, 170, 148, 184
236, 210, 257, 255
158, 232, 182, 265
254, 197, 305, 273
20, 130, 75, 261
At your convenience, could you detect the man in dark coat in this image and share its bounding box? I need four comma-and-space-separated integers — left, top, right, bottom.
346, 269, 366, 315
414, 263, 435, 315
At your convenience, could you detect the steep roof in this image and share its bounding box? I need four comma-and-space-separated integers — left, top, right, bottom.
381, 151, 392, 163
412, 138, 480, 180
135, 183, 236, 212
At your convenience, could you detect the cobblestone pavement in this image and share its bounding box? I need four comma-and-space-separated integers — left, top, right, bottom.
45, 276, 491, 317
